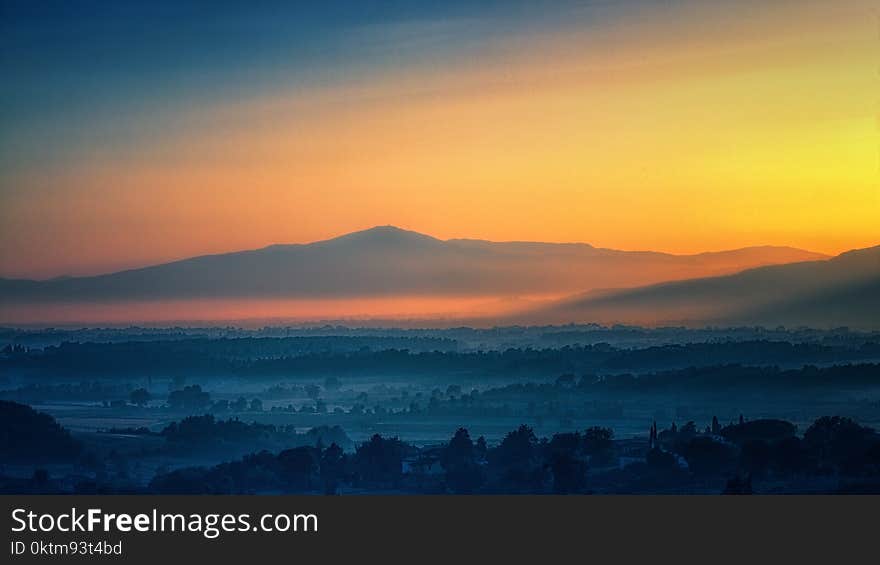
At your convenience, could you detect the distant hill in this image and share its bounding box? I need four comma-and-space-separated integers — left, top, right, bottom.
0, 226, 825, 304
0, 401, 82, 462
523, 245, 880, 329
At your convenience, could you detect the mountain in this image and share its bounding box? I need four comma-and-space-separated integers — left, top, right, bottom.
0, 226, 826, 305
521, 245, 880, 329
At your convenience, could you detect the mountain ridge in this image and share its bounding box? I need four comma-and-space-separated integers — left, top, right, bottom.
2, 225, 826, 283
521, 244, 880, 329
0, 226, 833, 314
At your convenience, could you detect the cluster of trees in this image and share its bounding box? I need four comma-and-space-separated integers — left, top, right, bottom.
367, 364, 880, 423
148, 424, 620, 494
264, 379, 338, 401
24, 385, 271, 414
157, 414, 351, 450
641, 416, 880, 490
6, 338, 880, 380
279, 363, 880, 426
148, 415, 880, 494
3, 396, 879, 494
5, 324, 877, 352
208, 397, 264, 413
75, 363, 880, 424
160, 415, 278, 444
165, 386, 264, 413
166, 385, 211, 410
150, 442, 356, 494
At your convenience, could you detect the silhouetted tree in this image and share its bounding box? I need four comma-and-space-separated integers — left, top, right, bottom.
475, 436, 488, 461
277, 446, 320, 491
441, 428, 483, 493
550, 452, 587, 493
683, 437, 738, 476
739, 440, 771, 476
549, 432, 582, 456
646, 448, 679, 474
721, 419, 796, 446
490, 425, 543, 491
167, 385, 210, 410
583, 426, 615, 466
772, 436, 810, 475
804, 416, 876, 472
129, 388, 151, 407
354, 434, 406, 487
320, 443, 345, 495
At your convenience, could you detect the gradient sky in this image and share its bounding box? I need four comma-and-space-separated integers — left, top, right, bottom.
1, 0, 878, 279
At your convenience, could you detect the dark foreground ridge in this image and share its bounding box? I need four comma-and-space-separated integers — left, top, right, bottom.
3, 401, 880, 495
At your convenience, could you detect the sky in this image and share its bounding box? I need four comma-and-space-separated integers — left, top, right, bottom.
1, 0, 878, 280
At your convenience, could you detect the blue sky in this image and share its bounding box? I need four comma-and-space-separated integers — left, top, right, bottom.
2, 1, 625, 172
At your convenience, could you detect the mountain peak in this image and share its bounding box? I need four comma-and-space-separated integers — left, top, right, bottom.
360, 225, 413, 236
322, 225, 442, 247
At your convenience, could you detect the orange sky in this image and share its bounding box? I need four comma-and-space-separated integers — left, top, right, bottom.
1, 0, 877, 279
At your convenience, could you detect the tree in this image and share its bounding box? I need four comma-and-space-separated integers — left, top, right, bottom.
475, 436, 488, 461
549, 432, 582, 456
739, 440, 771, 476
683, 437, 738, 477
444, 428, 474, 464
490, 425, 544, 491
550, 453, 587, 493
354, 434, 406, 486
583, 427, 614, 453
166, 385, 210, 410
721, 419, 796, 446
583, 426, 615, 466
320, 443, 346, 495
129, 388, 151, 407
441, 428, 483, 493
772, 436, 809, 475
494, 425, 539, 466
804, 416, 876, 471
679, 421, 698, 440
646, 448, 679, 474
277, 446, 320, 491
